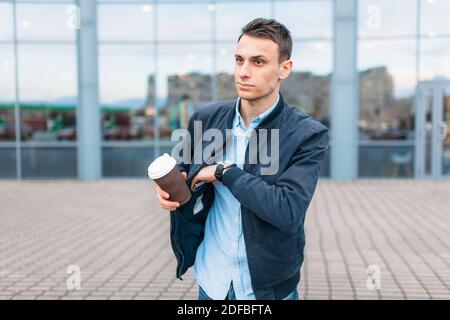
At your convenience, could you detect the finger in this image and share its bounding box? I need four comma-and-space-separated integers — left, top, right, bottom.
190, 177, 197, 190
156, 193, 180, 208
155, 184, 170, 199
162, 205, 177, 211
161, 202, 178, 211
156, 192, 177, 206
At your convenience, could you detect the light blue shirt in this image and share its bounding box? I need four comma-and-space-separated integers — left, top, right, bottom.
194, 93, 279, 300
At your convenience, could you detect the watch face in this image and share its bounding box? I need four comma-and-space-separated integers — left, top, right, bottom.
215, 163, 224, 181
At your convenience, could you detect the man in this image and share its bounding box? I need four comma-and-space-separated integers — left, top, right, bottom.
154, 18, 329, 300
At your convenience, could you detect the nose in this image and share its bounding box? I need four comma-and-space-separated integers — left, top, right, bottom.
237, 61, 251, 79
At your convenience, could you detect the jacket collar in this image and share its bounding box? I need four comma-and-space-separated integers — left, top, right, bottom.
225, 92, 286, 131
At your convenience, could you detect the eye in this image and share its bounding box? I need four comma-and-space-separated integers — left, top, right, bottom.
254, 59, 264, 65
235, 57, 243, 64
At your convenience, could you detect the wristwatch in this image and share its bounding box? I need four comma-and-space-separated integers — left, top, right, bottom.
214, 161, 237, 182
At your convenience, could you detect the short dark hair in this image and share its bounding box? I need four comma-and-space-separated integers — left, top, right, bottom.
238, 18, 292, 63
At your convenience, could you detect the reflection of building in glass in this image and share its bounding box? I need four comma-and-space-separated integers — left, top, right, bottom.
217, 73, 236, 101
359, 66, 413, 140
157, 73, 214, 136
192, 66, 414, 141
100, 74, 156, 141
359, 67, 394, 112
281, 71, 331, 123
7, 105, 76, 142
2, 0, 449, 179
155, 67, 413, 138
163, 71, 333, 128
145, 75, 156, 110
167, 73, 212, 106
158, 95, 191, 138
0, 107, 17, 141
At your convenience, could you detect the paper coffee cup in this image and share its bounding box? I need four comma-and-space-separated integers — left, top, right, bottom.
148, 153, 191, 206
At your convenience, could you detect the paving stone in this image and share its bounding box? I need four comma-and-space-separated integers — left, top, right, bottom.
0, 180, 448, 300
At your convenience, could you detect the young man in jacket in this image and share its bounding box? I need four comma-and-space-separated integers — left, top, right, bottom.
154, 18, 329, 300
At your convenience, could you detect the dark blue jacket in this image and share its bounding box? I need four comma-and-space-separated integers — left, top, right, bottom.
170, 93, 329, 300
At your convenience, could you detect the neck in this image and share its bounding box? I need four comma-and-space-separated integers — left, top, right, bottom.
239, 90, 279, 127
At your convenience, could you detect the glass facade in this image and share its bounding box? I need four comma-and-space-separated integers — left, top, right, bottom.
1, 0, 449, 179
95, 0, 333, 177
1, 0, 78, 179
357, 0, 450, 178
0, 2, 15, 176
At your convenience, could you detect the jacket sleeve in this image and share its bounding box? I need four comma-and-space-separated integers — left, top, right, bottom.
221, 124, 329, 235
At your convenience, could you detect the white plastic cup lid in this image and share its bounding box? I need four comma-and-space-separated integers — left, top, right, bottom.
148, 153, 177, 180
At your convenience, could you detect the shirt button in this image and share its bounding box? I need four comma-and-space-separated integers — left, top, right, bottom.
232, 242, 236, 247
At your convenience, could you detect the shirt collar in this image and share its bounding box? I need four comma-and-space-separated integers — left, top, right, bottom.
234, 93, 280, 129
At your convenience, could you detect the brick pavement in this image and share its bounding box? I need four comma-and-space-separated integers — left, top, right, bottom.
0, 180, 449, 300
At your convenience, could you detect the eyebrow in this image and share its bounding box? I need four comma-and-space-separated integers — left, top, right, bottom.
234, 54, 267, 60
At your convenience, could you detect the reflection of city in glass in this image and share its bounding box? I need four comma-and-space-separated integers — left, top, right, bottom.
356, 0, 450, 178
0, 66, 414, 142
1, 0, 449, 179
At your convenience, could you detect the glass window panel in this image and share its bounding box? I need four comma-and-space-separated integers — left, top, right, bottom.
282, 41, 332, 127
419, 38, 450, 81
157, 3, 212, 41
98, 4, 154, 41
0, 44, 16, 142
359, 145, 415, 178
275, 1, 333, 39
358, 40, 416, 141
0, 45, 15, 101
18, 45, 77, 142
0, 2, 13, 41
21, 147, 77, 178
0, 148, 16, 178
216, 42, 236, 101
16, 4, 76, 41
216, 42, 236, 74
0, 108, 16, 142
215, 1, 271, 41
358, 0, 417, 38
99, 45, 155, 141
157, 44, 212, 141
421, 0, 450, 37
102, 146, 155, 178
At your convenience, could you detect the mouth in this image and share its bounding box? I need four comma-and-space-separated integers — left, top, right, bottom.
237, 82, 255, 88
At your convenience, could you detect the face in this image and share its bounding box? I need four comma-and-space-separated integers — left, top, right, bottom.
234, 34, 292, 101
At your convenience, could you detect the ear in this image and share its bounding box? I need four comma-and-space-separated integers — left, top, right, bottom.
278, 59, 293, 80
